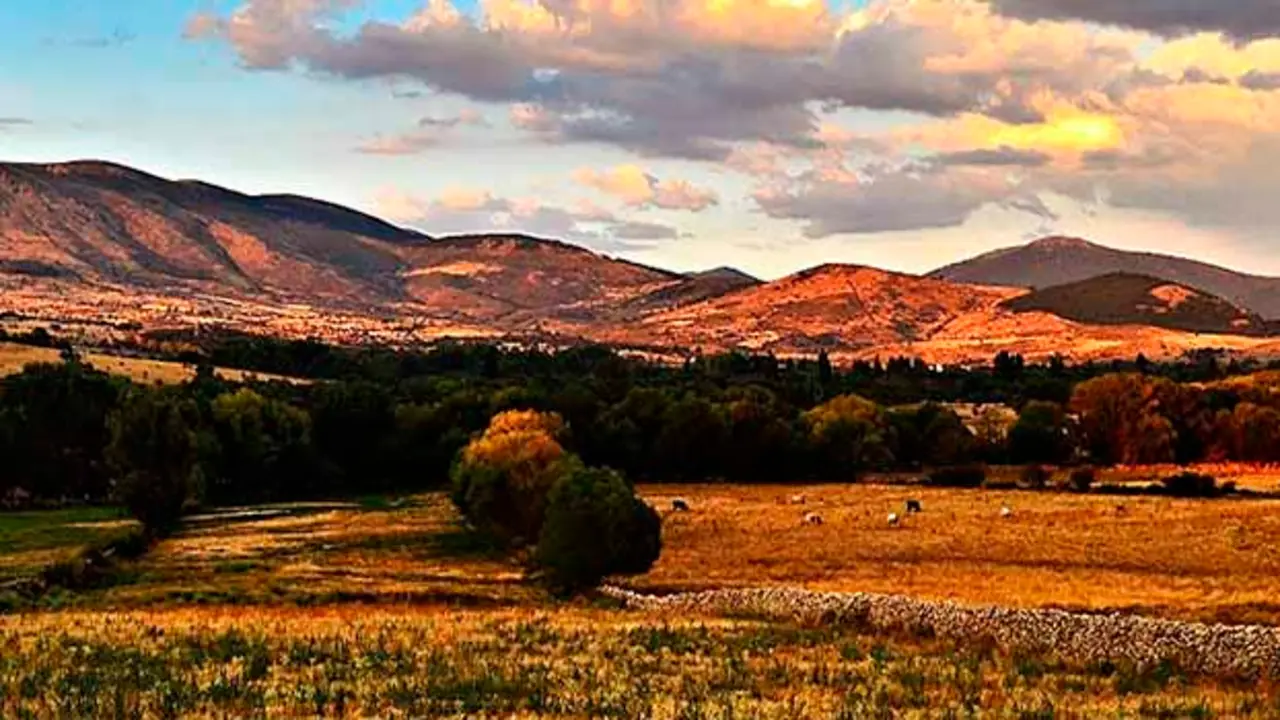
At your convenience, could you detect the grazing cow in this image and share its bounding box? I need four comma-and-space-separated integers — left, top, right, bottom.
1000, 506, 1013, 518
672, 498, 690, 512
905, 499, 922, 514
887, 512, 901, 526
790, 493, 807, 505
804, 512, 823, 525
1115, 504, 1127, 514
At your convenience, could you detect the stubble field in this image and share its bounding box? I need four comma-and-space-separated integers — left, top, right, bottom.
4, 482, 1280, 717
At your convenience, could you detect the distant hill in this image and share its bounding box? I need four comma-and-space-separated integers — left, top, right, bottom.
1002, 273, 1275, 336
929, 236, 1280, 319
0, 161, 709, 321
0, 160, 422, 305
623, 263, 1028, 352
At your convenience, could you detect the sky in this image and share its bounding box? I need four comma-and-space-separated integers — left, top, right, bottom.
2, 0, 1279, 280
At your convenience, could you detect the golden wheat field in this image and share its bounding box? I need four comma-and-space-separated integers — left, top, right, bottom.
0, 341, 303, 384
7, 485, 1280, 716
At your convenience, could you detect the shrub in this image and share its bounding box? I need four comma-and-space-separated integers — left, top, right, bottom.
1161, 472, 1219, 498
1019, 465, 1052, 490
925, 464, 986, 488
1068, 467, 1096, 492
535, 466, 662, 594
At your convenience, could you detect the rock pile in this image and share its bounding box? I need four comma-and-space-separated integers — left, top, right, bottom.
601, 585, 1280, 679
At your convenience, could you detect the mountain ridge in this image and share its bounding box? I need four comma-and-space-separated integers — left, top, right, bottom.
3, 159, 1280, 364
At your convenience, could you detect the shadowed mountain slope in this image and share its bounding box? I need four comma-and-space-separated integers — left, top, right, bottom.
1002, 273, 1275, 336
930, 236, 1280, 319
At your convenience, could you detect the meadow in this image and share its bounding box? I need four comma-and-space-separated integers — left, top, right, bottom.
0, 341, 302, 384
5, 483, 1280, 716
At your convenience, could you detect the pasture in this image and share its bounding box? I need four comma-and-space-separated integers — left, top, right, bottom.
638, 484, 1280, 625
5, 483, 1280, 716
0, 341, 303, 385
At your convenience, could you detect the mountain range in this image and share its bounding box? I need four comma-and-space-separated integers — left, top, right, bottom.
2, 159, 1279, 364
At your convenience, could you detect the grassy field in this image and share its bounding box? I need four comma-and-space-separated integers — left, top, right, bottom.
3, 605, 1272, 718
0, 341, 303, 384
5, 484, 1280, 716
0, 507, 136, 581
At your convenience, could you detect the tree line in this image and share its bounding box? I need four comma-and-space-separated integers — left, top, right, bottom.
4, 342, 1280, 519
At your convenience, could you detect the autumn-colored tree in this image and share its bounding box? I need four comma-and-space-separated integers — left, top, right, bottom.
1070, 374, 1176, 465
451, 410, 576, 543
1220, 402, 1280, 462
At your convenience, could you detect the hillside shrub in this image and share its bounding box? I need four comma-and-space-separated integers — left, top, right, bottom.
1161, 472, 1220, 498
925, 464, 986, 488
1068, 467, 1096, 492
535, 466, 662, 594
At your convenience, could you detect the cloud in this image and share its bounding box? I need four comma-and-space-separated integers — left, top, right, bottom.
372, 186, 679, 249
355, 132, 442, 155
355, 108, 488, 155
188, 0, 1140, 161
986, 0, 1280, 42
419, 107, 487, 128
610, 220, 680, 240
0, 117, 32, 126
935, 146, 1052, 167
573, 165, 719, 211
194, 0, 1280, 240
1242, 71, 1280, 91
752, 161, 1046, 237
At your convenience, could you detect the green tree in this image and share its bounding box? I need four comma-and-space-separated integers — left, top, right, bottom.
207, 388, 315, 504
654, 395, 730, 481
0, 361, 125, 501
803, 394, 893, 479
535, 465, 662, 594
107, 388, 202, 536
1008, 401, 1072, 465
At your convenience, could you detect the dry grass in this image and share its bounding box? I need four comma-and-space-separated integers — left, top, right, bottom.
4, 604, 1277, 718
634, 484, 1280, 625
0, 341, 304, 384
88, 496, 540, 609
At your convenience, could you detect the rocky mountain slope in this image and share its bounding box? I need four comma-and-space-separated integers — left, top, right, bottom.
930, 236, 1280, 319
1002, 273, 1273, 336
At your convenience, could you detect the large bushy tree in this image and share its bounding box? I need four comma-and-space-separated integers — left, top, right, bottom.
535, 466, 662, 594
107, 388, 202, 536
